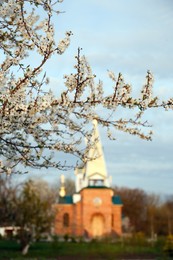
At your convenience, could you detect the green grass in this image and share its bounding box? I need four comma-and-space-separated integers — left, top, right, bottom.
0, 238, 169, 259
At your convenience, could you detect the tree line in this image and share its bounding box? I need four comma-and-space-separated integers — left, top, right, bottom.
114, 186, 173, 237
0, 174, 172, 254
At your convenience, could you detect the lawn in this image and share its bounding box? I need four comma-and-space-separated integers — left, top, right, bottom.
0, 238, 169, 259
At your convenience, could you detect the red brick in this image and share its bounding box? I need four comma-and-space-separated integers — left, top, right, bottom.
54, 187, 122, 238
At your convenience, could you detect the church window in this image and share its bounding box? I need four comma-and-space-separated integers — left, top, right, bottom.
63, 213, 70, 227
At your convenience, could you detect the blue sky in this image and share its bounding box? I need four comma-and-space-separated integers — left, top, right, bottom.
16, 0, 173, 196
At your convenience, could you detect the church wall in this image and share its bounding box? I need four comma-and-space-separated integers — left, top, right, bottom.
80, 188, 116, 237
54, 189, 123, 238
112, 205, 123, 236
72, 201, 83, 237
54, 204, 74, 236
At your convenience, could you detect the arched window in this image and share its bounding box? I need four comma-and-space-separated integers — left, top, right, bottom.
63, 213, 70, 227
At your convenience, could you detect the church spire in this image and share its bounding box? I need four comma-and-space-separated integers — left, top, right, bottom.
85, 119, 110, 187
75, 119, 111, 192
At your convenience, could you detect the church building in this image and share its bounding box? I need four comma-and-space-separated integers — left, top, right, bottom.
54, 120, 123, 238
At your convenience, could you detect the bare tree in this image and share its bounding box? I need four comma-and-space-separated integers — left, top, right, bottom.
146, 193, 160, 240
114, 186, 148, 232
163, 196, 173, 235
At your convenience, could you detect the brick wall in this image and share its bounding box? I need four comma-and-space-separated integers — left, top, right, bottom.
54, 187, 122, 238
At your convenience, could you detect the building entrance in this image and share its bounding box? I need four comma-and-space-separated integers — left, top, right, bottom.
91, 214, 104, 237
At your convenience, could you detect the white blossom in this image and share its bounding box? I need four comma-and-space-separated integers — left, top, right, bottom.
57, 31, 72, 54
0, 0, 171, 174
108, 70, 116, 81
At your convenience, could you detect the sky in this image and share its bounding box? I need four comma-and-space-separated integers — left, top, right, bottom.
15, 0, 173, 196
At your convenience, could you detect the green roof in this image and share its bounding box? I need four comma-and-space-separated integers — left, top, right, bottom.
112, 195, 123, 205
58, 194, 122, 205
59, 196, 73, 204
85, 186, 111, 189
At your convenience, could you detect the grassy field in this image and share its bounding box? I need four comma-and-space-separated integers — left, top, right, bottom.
0, 238, 170, 259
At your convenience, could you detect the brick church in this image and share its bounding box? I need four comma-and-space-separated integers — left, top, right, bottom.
54, 120, 123, 238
